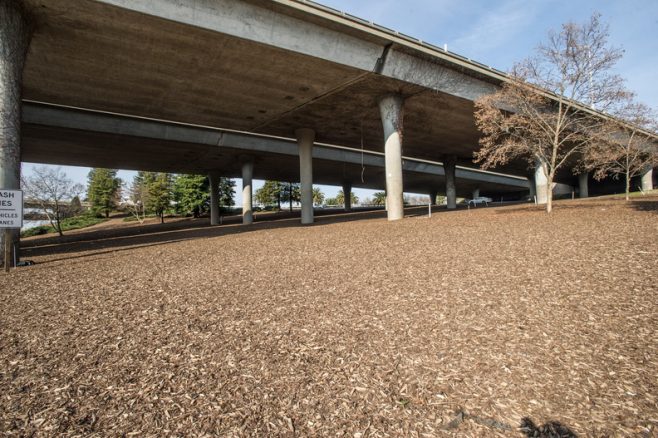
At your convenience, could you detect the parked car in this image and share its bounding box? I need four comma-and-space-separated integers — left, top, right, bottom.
467, 196, 492, 207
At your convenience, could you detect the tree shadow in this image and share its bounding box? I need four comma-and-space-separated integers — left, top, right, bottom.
520, 417, 578, 438
629, 200, 658, 214
19, 207, 397, 262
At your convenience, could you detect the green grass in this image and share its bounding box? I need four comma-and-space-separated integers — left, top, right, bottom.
21, 215, 108, 237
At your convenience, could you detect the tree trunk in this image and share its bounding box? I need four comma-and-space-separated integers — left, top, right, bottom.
625, 171, 630, 201
160, 213, 164, 224
105, 210, 109, 218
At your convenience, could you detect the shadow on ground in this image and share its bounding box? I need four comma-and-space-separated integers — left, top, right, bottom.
21, 206, 446, 263
520, 417, 578, 437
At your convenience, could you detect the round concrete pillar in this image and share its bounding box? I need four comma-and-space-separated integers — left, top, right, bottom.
641, 166, 654, 191
578, 172, 589, 198
208, 172, 220, 225
472, 188, 480, 199
528, 174, 536, 201
534, 158, 549, 205
444, 155, 457, 209
378, 94, 405, 221
241, 159, 254, 224
296, 128, 315, 225
429, 190, 437, 206
1, 1, 31, 267
342, 182, 352, 211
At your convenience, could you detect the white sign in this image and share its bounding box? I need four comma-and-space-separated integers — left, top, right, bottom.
0, 189, 23, 229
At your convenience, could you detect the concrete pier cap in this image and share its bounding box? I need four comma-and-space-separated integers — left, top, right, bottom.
295, 128, 315, 225
378, 94, 405, 221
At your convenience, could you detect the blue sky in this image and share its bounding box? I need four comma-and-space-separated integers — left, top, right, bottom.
22, 0, 658, 204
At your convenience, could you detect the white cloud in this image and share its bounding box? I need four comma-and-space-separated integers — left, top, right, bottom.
451, 0, 541, 59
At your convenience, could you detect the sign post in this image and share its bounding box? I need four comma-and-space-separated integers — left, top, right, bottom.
0, 189, 23, 272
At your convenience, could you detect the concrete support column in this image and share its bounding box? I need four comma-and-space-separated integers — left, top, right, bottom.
378, 94, 405, 221
528, 174, 536, 200
241, 159, 254, 224
641, 166, 654, 191
208, 171, 220, 225
296, 128, 315, 224
429, 190, 437, 206
534, 158, 549, 205
342, 182, 352, 212
1, 1, 31, 267
578, 172, 589, 198
444, 155, 457, 209
472, 188, 480, 199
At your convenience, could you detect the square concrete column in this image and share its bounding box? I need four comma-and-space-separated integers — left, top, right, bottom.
444, 155, 457, 209
578, 172, 589, 198
241, 158, 254, 224
641, 166, 654, 191
296, 128, 315, 224
378, 94, 405, 221
208, 171, 220, 225
342, 182, 352, 212
1, 1, 31, 267
534, 158, 550, 205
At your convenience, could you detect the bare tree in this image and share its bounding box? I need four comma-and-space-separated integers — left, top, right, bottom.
585, 98, 658, 200
21, 166, 84, 236
474, 14, 627, 212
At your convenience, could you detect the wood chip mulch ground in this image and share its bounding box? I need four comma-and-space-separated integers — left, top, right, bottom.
2, 198, 657, 437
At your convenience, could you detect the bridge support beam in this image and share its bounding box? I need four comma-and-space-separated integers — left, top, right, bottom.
208, 171, 220, 225
1, 0, 31, 267
296, 128, 315, 225
241, 158, 254, 225
444, 155, 457, 209
578, 172, 589, 198
472, 188, 480, 199
342, 182, 352, 211
641, 166, 654, 191
378, 95, 405, 221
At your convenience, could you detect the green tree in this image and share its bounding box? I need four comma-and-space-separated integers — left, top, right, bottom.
335, 189, 358, 207
281, 182, 301, 211
218, 177, 236, 213
87, 168, 121, 218
312, 187, 325, 206
255, 180, 284, 209
68, 195, 83, 217
173, 174, 209, 217
145, 173, 173, 223
372, 191, 386, 206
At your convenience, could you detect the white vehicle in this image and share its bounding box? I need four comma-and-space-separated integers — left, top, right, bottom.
467, 196, 492, 207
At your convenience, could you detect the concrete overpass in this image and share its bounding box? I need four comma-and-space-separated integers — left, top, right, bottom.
0, 0, 654, 264
22, 101, 529, 196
